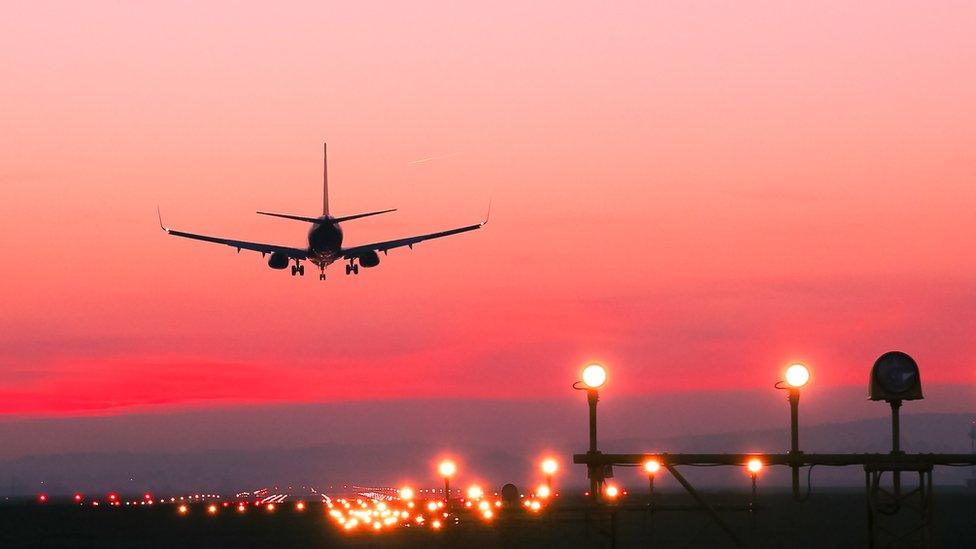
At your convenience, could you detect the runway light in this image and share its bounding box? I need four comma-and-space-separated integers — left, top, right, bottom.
427, 501, 438, 512
536, 485, 551, 499
208, 504, 217, 514
296, 501, 305, 511
582, 364, 607, 389
605, 485, 619, 499
466, 485, 484, 500
38, 493, 47, 503
643, 459, 661, 475
399, 487, 414, 501
267, 503, 276, 512
178, 504, 188, 515
747, 458, 763, 475
785, 364, 810, 388
73, 493, 83, 503
438, 460, 457, 477
541, 458, 558, 475
237, 503, 246, 513
432, 519, 442, 529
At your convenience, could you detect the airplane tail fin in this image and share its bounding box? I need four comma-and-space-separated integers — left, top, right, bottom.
322, 142, 330, 216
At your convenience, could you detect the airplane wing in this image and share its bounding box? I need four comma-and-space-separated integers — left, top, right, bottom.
341, 221, 485, 259
159, 209, 308, 259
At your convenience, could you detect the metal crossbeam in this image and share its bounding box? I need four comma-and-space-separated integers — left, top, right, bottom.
574, 452, 976, 467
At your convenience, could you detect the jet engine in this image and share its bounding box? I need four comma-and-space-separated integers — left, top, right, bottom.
359, 250, 380, 268
267, 252, 290, 269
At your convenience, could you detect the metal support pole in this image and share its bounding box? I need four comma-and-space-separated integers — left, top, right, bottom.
866, 470, 875, 549
587, 389, 599, 453
789, 388, 802, 500
444, 477, 450, 507
750, 474, 758, 531
664, 464, 745, 548
890, 400, 902, 496
587, 389, 602, 502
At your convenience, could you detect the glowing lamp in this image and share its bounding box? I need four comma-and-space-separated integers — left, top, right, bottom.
399, 487, 415, 500
536, 485, 551, 499
643, 459, 661, 475
541, 458, 558, 475
785, 364, 810, 388
466, 485, 484, 500
296, 501, 306, 511
581, 364, 607, 389
207, 504, 217, 514
747, 458, 763, 475
604, 485, 619, 499
178, 504, 188, 514
438, 460, 456, 477
38, 494, 47, 503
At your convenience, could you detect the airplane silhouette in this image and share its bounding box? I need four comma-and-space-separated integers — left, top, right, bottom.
159, 143, 488, 280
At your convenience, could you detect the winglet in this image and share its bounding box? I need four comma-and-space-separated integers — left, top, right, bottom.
481, 199, 492, 226
157, 206, 170, 232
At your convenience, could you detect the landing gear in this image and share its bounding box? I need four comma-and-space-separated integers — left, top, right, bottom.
319, 265, 327, 281
345, 261, 359, 275
291, 263, 305, 276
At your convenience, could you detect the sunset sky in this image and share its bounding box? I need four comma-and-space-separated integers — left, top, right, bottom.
1, 1, 974, 425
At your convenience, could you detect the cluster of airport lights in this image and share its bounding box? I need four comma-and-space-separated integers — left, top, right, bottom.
577, 361, 811, 499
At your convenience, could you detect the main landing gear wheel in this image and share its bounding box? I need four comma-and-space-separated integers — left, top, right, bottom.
291, 264, 305, 276
345, 263, 359, 275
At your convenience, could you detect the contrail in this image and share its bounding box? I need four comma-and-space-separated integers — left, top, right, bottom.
408, 152, 458, 165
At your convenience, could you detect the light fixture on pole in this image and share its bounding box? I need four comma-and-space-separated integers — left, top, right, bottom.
746, 457, 762, 530
541, 458, 558, 491
574, 363, 608, 501
870, 351, 923, 496
643, 458, 660, 501
438, 460, 456, 508
776, 362, 810, 500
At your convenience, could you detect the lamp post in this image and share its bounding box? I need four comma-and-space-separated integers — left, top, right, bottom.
643, 459, 660, 500
777, 363, 809, 500
541, 458, 558, 491
574, 363, 607, 501
438, 460, 456, 509
747, 458, 762, 530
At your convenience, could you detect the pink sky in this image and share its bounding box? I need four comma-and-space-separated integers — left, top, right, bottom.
1, 1, 974, 416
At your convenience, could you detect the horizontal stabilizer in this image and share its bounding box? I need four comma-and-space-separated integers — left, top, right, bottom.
256, 211, 327, 223
332, 208, 397, 223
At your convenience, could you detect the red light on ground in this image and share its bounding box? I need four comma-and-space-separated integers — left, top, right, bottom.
144, 493, 152, 500
108, 493, 118, 502
38, 494, 47, 503
73, 493, 83, 503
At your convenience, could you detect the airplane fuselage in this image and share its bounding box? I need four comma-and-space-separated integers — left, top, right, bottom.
307, 218, 344, 264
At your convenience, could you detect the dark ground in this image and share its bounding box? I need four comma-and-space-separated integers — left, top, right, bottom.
1, 489, 973, 548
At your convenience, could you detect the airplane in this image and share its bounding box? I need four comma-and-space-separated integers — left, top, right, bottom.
159, 143, 487, 280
